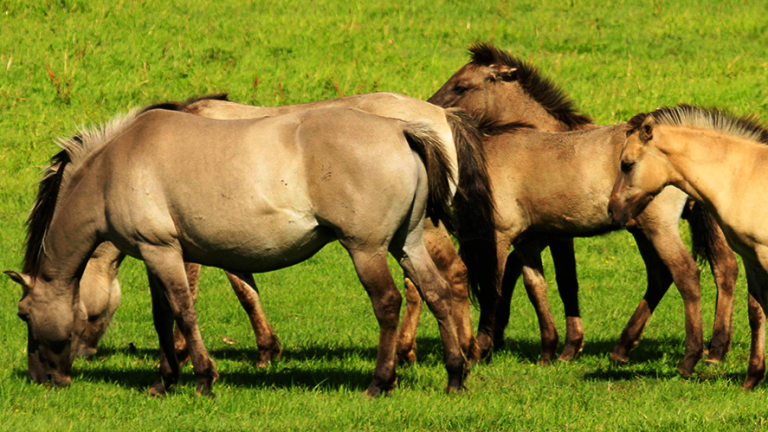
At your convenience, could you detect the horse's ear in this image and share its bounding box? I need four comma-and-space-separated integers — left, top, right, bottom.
489, 65, 518, 82
639, 115, 654, 142
4, 270, 32, 289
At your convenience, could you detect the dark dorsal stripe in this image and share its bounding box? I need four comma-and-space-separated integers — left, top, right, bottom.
140, 93, 230, 115
468, 43, 593, 130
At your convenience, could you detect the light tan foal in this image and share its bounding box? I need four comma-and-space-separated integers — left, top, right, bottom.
609, 105, 768, 389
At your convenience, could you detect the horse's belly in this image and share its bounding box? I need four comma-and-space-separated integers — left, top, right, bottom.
180, 211, 335, 273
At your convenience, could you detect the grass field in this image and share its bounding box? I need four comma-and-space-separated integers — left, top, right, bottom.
2, 0, 768, 430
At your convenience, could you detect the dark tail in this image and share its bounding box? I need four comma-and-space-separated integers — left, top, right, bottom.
687, 200, 718, 264
445, 108, 498, 306
402, 122, 454, 229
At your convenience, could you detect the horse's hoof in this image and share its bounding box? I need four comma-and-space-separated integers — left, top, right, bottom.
465, 341, 482, 365
609, 352, 629, 366
146, 382, 167, 398
446, 384, 468, 394
396, 349, 416, 367
741, 375, 764, 391
706, 347, 728, 365
537, 357, 553, 366
256, 347, 282, 368
558, 346, 583, 363
365, 377, 397, 398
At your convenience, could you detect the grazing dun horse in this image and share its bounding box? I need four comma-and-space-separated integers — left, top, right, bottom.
32, 92, 494, 370
5, 104, 496, 396
422, 43, 738, 375
608, 105, 768, 389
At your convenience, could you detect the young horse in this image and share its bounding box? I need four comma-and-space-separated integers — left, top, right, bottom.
422, 43, 738, 374
608, 106, 768, 389
5, 106, 493, 396
62, 92, 492, 367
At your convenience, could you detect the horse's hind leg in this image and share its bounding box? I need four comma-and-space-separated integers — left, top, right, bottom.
347, 249, 402, 397
476, 234, 513, 360
704, 222, 738, 364
143, 248, 218, 396
397, 221, 478, 365
173, 262, 201, 365
549, 238, 584, 362
393, 239, 466, 392
396, 278, 422, 366
226, 271, 283, 367
516, 242, 559, 366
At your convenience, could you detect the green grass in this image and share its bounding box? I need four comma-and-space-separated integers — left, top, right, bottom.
2, 0, 768, 430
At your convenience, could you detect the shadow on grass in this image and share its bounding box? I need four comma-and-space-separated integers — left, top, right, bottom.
494, 336, 685, 364
10, 335, 740, 391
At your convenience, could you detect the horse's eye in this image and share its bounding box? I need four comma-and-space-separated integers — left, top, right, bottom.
621, 161, 635, 173
453, 86, 469, 95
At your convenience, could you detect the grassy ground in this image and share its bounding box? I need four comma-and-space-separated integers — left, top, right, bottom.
2, 0, 768, 430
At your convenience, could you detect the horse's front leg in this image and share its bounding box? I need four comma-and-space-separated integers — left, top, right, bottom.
143, 247, 217, 396
146, 270, 181, 397
623, 223, 704, 376
226, 271, 283, 368
548, 237, 584, 362
611, 229, 672, 364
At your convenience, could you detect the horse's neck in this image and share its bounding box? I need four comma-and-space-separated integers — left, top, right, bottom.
661, 126, 766, 219
39, 172, 105, 285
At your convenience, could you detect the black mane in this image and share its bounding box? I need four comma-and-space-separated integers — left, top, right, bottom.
468, 43, 593, 130
626, 105, 768, 144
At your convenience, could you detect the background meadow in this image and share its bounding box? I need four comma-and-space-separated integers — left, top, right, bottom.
1, 0, 768, 430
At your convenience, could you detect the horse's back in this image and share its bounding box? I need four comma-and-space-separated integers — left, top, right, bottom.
98, 108, 422, 271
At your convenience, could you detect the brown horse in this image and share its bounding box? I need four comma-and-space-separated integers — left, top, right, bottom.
423, 43, 738, 374
55, 92, 491, 368
5, 104, 496, 396
608, 105, 768, 389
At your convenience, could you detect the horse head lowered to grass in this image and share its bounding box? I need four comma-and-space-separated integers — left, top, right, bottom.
5, 101, 496, 396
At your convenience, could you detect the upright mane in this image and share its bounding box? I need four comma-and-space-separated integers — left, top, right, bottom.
468, 43, 593, 130
627, 105, 768, 144
24, 108, 152, 276
24, 94, 230, 277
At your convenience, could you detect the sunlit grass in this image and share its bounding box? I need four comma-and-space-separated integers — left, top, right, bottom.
1, 0, 767, 430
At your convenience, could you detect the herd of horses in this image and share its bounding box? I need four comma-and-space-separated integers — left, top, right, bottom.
6, 43, 768, 397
